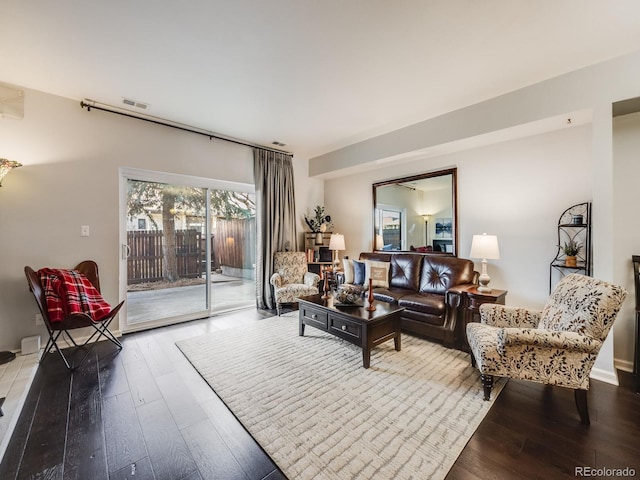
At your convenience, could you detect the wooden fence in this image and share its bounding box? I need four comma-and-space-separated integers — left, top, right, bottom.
214, 217, 255, 271
127, 217, 255, 284
127, 230, 202, 284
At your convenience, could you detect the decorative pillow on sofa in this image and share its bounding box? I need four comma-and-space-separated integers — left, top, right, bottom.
364, 259, 390, 288
353, 260, 366, 285
342, 258, 354, 283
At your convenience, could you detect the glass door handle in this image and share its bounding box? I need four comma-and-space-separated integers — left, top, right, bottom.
122, 244, 131, 260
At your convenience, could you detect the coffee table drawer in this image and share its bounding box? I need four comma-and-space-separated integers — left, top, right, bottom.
329, 315, 362, 340
301, 305, 328, 330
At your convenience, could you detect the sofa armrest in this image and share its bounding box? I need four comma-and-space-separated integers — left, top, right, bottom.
304, 272, 320, 287
270, 273, 283, 288
446, 283, 477, 307
479, 304, 541, 328
497, 328, 602, 355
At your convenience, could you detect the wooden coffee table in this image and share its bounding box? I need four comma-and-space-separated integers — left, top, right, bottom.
297, 294, 404, 368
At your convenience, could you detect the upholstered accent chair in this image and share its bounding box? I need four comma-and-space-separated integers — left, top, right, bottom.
467, 273, 627, 425
269, 252, 321, 315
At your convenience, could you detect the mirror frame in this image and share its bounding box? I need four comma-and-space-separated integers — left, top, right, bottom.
372, 167, 458, 256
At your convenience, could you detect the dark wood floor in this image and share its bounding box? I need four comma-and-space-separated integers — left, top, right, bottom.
1, 307, 638, 480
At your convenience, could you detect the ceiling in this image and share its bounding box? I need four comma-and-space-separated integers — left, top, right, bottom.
2, 1, 640, 159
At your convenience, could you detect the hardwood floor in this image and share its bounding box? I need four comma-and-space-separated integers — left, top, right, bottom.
1, 307, 638, 480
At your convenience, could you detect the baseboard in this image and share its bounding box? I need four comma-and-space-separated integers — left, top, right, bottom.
590, 366, 620, 386
614, 358, 634, 373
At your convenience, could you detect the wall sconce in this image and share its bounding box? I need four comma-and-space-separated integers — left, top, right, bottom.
0, 158, 22, 187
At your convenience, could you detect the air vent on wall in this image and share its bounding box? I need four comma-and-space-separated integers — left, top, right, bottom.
122, 98, 149, 110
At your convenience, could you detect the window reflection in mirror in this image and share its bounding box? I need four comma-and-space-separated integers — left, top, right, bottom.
373, 168, 457, 255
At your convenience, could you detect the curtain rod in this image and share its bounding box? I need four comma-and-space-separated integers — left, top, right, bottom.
79, 99, 293, 157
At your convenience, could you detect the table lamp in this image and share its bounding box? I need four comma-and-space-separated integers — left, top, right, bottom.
470, 233, 500, 293
329, 233, 345, 271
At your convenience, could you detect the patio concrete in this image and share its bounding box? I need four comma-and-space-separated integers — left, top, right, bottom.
126, 274, 255, 324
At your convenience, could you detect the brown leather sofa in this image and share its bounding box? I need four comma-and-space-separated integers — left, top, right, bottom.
353, 252, 478, 349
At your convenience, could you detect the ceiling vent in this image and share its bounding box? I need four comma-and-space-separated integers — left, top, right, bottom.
272, 141, 287, 147
122, 98, 149, 110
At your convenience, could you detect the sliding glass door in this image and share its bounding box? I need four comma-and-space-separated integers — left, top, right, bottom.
120, 169, 256, 332
208, 189, 256, 314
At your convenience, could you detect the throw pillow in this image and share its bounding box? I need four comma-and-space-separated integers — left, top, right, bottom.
353, 260, 366, 285
364, 260, 390, 288
342, 258, 354, 284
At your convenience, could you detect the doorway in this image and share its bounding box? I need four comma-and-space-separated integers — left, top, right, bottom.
120, 169, 256, 332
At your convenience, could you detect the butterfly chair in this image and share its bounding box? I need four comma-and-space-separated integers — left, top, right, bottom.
25, 260, 124, 370
466, 273, 627, 425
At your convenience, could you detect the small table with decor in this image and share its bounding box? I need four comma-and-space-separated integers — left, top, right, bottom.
297, 294, 404, 368
459, 286, 508, 351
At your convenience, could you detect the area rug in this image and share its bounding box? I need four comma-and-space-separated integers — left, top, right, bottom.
176, 313, 504, 480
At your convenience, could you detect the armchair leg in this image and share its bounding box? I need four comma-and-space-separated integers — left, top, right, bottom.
574, 389, 590, 426
481, 374, 493, 401
276, 303, 281, 316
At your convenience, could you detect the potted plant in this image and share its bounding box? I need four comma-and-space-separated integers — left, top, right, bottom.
562, 240, 582, 267
304, 206, 333, 244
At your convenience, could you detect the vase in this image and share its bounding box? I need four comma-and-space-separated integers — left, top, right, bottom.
315, 232, 323, 245
366, 278, 376, 311
565, 256, 577, 267
321, 275, 330, 299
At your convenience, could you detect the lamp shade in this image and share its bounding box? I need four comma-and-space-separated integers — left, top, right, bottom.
329, 233, 345, 251
470, 233, 500, 260
0, 158, 21, 186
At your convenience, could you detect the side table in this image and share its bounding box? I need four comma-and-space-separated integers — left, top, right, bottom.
460, 286, 508, 351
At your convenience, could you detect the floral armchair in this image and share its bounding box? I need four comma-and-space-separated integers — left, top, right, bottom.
269, 252, 320, 315
466, 273, 627, 425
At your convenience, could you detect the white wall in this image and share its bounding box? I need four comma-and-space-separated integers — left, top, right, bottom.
325, 121, 640, 374
612, 112, 640, 370
0, 88, 318, 350
292, 152, 324, 250
315, 49, 640, 380
325, 125, 592, 310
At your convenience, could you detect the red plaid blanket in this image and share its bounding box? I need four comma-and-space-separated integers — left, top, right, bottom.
38, 268, 112, 323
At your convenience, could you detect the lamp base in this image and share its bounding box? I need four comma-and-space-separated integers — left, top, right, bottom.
477, 260, 492, 293
0, 351, 16, 365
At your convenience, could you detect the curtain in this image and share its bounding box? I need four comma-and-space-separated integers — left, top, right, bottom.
254, 149, 297, 309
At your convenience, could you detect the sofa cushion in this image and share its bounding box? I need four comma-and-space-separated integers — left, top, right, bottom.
398, 293, 446, 316
372, 287, 412, 304
388, 254, 422, 290
353, 260, 366, 285
342, 258, 354, 283
360, 252, 423, 291
419, 256, 475, 294
364, 260, 390, 288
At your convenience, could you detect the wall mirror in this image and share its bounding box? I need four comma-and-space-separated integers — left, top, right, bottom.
373, 168, 457, 255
